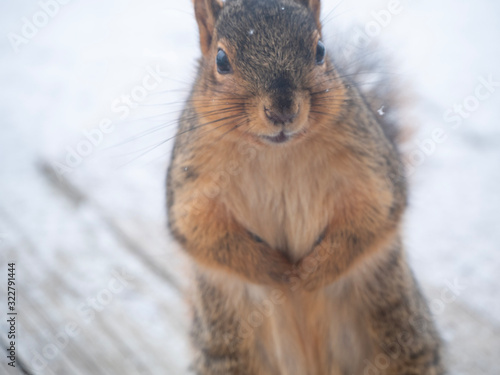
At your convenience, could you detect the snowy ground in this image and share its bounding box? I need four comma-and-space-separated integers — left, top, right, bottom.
0, 0, 499, 374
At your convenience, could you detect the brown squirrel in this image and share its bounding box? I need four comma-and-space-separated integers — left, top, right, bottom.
166, 0, 444, 374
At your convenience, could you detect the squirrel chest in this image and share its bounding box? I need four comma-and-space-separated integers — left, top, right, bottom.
217, 137, 341, 263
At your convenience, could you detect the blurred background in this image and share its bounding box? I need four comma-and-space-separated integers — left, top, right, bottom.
0, 0, 499, 374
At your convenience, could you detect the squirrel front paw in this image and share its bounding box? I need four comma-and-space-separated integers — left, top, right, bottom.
290, 240, 339, 292
251, 238, 293, 285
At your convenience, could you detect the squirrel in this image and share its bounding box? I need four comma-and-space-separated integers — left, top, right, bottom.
166, 0, 444, 374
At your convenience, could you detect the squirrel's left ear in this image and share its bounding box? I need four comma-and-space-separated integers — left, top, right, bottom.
193, 0, 224, 56
296, 0, 321, 30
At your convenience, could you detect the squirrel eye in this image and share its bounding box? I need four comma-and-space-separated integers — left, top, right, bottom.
315, 40, 326, 65
216, 49, 232, 74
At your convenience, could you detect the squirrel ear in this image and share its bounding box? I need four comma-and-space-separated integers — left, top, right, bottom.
193, 0, 223, 56
296, 0, 321, 29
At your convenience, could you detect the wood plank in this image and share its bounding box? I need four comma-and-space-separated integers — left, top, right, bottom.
0, 166, 191, 374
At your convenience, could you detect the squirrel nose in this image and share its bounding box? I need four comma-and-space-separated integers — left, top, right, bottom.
264, 107, 297, 126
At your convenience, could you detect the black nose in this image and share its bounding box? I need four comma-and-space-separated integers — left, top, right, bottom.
264, 107, 297, 125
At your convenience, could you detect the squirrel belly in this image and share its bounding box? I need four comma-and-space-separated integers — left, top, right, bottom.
166, 0, 444, 374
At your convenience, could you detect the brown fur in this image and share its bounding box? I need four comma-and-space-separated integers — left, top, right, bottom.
167, 0, 444, 374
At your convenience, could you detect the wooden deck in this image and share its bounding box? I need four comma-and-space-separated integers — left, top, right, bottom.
0, 159, 192, 375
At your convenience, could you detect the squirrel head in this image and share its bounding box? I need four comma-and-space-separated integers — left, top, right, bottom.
192, 0, 345, 146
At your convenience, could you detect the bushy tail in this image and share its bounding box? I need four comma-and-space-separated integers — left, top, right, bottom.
328, 31, 413, 148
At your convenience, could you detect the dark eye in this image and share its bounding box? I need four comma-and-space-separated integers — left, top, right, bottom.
216, 49, 232, 74
315, 40, 326, 65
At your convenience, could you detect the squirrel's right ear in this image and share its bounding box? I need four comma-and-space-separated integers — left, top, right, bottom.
193, 0, 223, 56
296, 0, 321, 30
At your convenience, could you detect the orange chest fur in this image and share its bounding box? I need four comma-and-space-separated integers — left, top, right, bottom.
222, 151, 332, 261
195, 136, 367, 262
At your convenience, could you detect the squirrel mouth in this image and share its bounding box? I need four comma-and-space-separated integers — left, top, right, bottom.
262, 131, 291, 144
